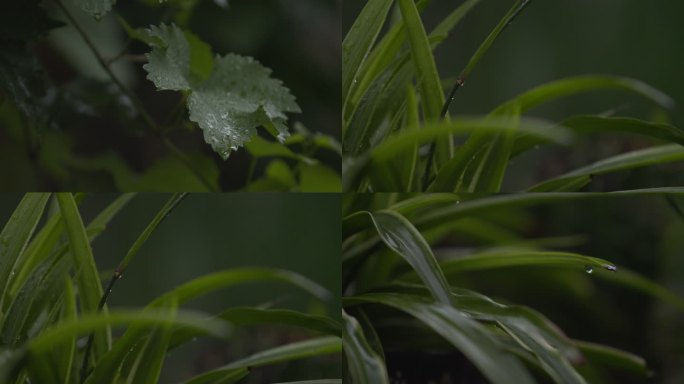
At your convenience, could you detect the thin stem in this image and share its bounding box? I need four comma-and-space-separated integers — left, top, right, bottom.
54, 0, 217, 191
421, 0, 533, 190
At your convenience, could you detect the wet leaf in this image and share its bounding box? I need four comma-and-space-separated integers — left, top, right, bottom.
143, 23, 300, 159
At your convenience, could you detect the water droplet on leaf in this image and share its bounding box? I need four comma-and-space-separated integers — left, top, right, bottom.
584, 265, 593, 274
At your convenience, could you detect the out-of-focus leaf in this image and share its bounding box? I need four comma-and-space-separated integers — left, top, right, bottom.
72, 0, 113, 19
529, 144, 684, 192
143, 23, 300, 159
184, 337, 341, 384
342, 310, 388, 384
300, 164, 341, 192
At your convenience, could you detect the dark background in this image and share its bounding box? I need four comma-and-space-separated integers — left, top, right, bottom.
0, 193, 341, 382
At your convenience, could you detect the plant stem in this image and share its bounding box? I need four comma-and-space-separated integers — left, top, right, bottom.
421, 0, 533, 191
79, 193, 188, 383
54, 0, 218, 191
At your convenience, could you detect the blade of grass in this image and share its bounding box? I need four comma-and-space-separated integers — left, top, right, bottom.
342, 0, 394, 112
342, 310, 388, 384
529, 144, 684, 192
184, 336, 342, 384
364, 210, 452, 305
0, 193, 50, 312
55, 193, 110, 363
345, 293, 536, 384
424, 0, 534, 189
513, 116, 684, 157
575, 340, 649, 376
397, 0, 450, 167
169, 308, 341, 349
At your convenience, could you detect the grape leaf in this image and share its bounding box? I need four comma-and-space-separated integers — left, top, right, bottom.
73, 0, 113, 19
143, 23, 300, 159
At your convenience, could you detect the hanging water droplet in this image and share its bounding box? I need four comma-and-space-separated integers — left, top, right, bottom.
584, 265, 593, 274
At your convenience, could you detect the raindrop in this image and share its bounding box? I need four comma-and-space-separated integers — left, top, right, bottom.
604, 264, 617, 272
584, 265, 593, 274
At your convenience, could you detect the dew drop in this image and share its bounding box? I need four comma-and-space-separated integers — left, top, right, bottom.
584, 265, 593, 274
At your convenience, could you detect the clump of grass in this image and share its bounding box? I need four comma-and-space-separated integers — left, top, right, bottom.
343, 0, 680, 192
342, 191, 684, 383
0, 193, 341, 384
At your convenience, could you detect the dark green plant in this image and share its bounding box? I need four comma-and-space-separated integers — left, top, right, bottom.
342, 0, 682, 192
0, 193, 342, 383
0, 0, 341, 191
342, 191, 684, 383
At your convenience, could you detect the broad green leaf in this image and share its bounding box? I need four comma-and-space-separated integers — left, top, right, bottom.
0, 193, 50, 312
345, 293, 535, 384
357, 210, 452, 305
342, 0, 393, 106
143, 23, 300, 159
184, 336, 341, 384
529, 144, 684, 192
342, 310, 388, 384
72, 0, 113, 19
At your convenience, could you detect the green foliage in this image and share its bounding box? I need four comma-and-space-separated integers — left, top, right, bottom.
0, 193, 341, 383
343, 0, 682, 192
342, 192, 684, 383
0, 0, 340, 191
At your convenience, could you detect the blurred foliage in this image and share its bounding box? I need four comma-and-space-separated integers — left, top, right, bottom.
0, 0, 341, 191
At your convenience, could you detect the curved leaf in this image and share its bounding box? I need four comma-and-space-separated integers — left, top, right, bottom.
529, 144, 684, 192
345, 293, 536, 384
342, 310, 388, 384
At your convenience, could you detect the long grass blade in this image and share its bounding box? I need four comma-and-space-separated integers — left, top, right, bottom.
0, 193, 50, 311
529, 144, 684, 192
345, 293, 535, 384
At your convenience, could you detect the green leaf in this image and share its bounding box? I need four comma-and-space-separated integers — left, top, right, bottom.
300, 164, 342, 192
55, 193, 110, 360
0, 193, 50, 312
342, 310, 388, 384
345, 293, 535, 384
143, 23, 300, 159
575, 340, 649, 376
433, 249, 617, 277
72, 0, 113, 19
529, 144, 684, 192
169, 308, 341, 349
342, 0, 394, 106
363, 210, 452, 305
184, 336, 341, 384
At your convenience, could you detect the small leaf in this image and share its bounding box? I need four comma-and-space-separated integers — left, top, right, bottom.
143, 23, 300, 159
